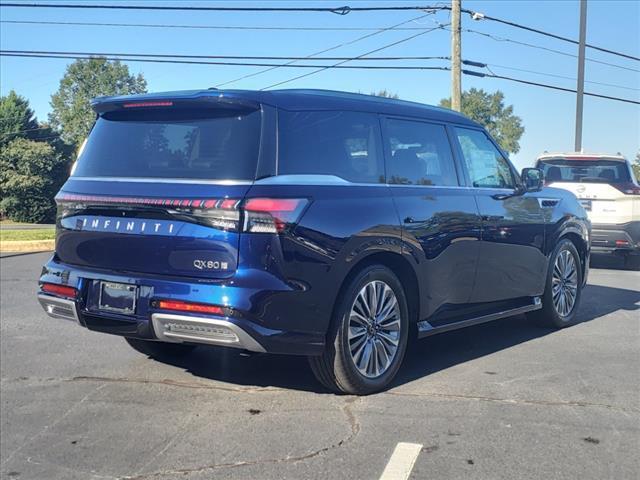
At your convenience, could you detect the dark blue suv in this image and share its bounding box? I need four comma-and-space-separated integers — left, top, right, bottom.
38, 89, 590, 394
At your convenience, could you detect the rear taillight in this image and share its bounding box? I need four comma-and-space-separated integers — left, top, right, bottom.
243, 198, 309, 234
612, 183, 640, 195
41, 283, 77, 299
56, 194, 309, 234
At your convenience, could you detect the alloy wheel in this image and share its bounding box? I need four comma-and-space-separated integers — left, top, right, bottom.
552, 249, 578, 317
347, 280, 401, 378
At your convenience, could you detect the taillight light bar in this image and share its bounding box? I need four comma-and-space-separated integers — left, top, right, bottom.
56, 193, 238, 210
41, 283, 77, 299
153, 299, 229, 316
56, 193, 309, 234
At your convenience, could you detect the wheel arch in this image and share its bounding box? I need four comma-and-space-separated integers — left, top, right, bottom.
335, 251, 421, 328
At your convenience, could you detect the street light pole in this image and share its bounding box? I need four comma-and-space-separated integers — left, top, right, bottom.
574, 0, 588, 152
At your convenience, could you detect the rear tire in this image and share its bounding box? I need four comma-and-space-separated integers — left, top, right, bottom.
623, 254, 640, 271
527, 238, 583, 328
124, 337, 196, 358
309, 265, 409, 395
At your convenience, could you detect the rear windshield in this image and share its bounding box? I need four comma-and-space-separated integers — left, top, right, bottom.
73, 108, 261, 180
538, 158, 631, 184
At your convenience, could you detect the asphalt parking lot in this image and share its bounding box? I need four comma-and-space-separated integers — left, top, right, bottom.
1, 252, 638, 480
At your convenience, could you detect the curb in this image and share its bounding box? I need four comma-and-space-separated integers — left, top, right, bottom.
0, 239, 55, 253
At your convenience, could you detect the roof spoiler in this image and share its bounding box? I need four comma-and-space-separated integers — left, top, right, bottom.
91, 92, 260, 114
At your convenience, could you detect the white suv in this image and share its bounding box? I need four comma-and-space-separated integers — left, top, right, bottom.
536, 153, 640, 269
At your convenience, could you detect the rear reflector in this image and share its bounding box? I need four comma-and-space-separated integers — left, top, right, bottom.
243, 198, 308, 233
616, 240, 630, 246
41, 283, 77, 299
155, 299, 226, 315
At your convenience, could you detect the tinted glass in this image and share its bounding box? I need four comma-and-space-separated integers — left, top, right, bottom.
74, 108, 261, 180
454, 127, 515, 188
538, 158, 631, 184
385, 119, 458, 186
278, 111, 383, 183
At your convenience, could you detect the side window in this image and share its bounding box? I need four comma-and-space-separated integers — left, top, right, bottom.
278, 111, 383, 183
453, 127, 516, 189
385, 119, 458, 186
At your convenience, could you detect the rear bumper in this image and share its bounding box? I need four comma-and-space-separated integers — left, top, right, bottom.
37, 257, 326, 355
591, 221, 640, 254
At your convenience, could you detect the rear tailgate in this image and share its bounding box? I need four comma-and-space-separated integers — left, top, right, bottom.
547, 181, 635, 225
55, 96, 263, 279
56, 179, 250, 279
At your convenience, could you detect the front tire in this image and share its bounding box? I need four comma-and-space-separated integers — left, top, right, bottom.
527, 239, 583, 328
124, 337, 196, 358
309, 265, 409, 395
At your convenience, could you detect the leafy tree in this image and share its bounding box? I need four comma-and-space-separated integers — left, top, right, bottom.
0, 90, 40, 146
632, 151, 640, 181
440, 88, 524, 154
49, 57, 147, 146
371, 90, 400, 99
0, 137, 68, 222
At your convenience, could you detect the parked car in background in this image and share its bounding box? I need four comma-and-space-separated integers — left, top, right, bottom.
38, 89, 590, 394
536, 153, 640, 269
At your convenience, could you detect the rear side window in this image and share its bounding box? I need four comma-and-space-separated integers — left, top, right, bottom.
538, 158, 632, 184
454, 127, 516, 189
385, 119, 458, 186
278, 111, 384, 183
74, 108, 261, 180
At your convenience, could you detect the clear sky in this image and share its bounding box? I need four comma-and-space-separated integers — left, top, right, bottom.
1, 0, 638, 170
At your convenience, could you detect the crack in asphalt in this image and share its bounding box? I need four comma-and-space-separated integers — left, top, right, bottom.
68, 375, 286, 393
5, 375, 635, 413
119, 397, 362, 480
384, 390, 637, 412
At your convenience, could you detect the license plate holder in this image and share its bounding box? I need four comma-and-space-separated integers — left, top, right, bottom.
98, 281, 137, 315
579, 199, 592, 211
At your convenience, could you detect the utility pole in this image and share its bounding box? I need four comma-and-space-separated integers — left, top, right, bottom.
574, 0, 587, 152
451, 0, 462, 112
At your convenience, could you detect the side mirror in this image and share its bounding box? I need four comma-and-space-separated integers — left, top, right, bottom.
521, 167, 544, 192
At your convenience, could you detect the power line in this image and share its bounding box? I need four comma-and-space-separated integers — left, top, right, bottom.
0, 19, 436, 31
261, 23, 449, 90
472, 11, 640, 62
485, 63, 640, 92
463, 69, 640, 105
461, 27, 640, 73
0, 3, 445, 13
216, 12, 440, 88
0, 52, 450, 70
2, 2, 637, 62
0, 49, 449, 62
4, 18, 637, 74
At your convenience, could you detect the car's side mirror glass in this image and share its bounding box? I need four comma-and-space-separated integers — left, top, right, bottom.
521, 167, 544, 192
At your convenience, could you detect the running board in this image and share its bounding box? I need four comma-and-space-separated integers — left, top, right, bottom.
417, 297, 542, 338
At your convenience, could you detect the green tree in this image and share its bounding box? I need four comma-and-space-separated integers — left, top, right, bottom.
632, 151, 640, 181
0, 90, 40, 146
371, 90, 400, 99
49, 57, 147, 146
440, 88, 524, 154
0, 137, 68, 222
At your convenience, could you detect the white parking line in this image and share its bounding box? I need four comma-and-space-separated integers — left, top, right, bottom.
379, 442, 423, 480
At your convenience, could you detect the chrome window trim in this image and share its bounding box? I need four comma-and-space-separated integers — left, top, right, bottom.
70, 176, 253, 185
70, 174, 486, 189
